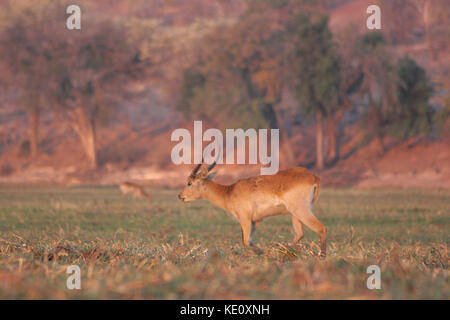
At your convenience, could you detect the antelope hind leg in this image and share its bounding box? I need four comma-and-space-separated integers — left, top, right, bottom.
289, 207, 327, 257
291, 215, 304, 244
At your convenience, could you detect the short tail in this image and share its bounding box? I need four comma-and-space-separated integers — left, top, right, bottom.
312, 175, 320, 203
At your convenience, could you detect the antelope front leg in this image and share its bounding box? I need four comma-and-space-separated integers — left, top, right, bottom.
240, 218, 253, 247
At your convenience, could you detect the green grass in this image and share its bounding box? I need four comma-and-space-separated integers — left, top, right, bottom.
0, 186, 448, 299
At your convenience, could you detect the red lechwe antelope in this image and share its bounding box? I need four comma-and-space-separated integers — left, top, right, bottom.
178, 160, 327, 257
120, 182, 151, 201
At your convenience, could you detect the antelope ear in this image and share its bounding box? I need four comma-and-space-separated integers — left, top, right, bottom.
205, 171, 217, 180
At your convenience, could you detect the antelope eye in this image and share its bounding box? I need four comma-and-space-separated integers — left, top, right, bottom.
187, 182, 192, 186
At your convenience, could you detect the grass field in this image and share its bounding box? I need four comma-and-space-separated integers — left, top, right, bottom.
0, 185, 448, 299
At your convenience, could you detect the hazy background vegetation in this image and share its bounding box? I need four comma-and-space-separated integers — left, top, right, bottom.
0, 0, 448, 187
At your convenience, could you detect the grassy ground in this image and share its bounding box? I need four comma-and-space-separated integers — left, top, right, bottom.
0, 185, 448, 299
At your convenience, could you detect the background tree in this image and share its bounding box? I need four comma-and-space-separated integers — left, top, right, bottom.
355, 33, 434, 153
289, 12, 340, 169
179, 0, 332, 169
0, 1, 58, 158
379, 0, 422, 45
327, 27, 364, 165
178, 4, 286, 164
380, 0, 450, 60
355, 32, 399, 154
394, 55, 433, 138
50, 19, 144, 169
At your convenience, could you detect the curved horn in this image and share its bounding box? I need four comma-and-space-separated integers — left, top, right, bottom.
190, 162, 203, 178
207, 146, 222, 172
207, 160, 217, 172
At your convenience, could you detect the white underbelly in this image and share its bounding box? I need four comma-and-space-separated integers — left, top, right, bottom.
253, 203, 288, 220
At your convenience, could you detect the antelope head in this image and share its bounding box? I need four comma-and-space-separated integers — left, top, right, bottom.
178, 159, 217, 202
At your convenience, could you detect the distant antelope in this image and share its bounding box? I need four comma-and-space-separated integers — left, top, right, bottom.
178, 160, 327, 257
120, 182, 151, 201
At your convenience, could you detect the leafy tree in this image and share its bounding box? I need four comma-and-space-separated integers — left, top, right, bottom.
179, 0, 328, 168
356, 33, 434, 152
381, 0, 450, 60
327, 26, 365, 165
356, 32, 399, 154
0, 1, 145, 169
394, 55, 433, 138
178, 7, 282, 131
289, 12, 340, 169
0, 0, 59, 158
179, 69, 205, 119
49, 18, 144, 169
